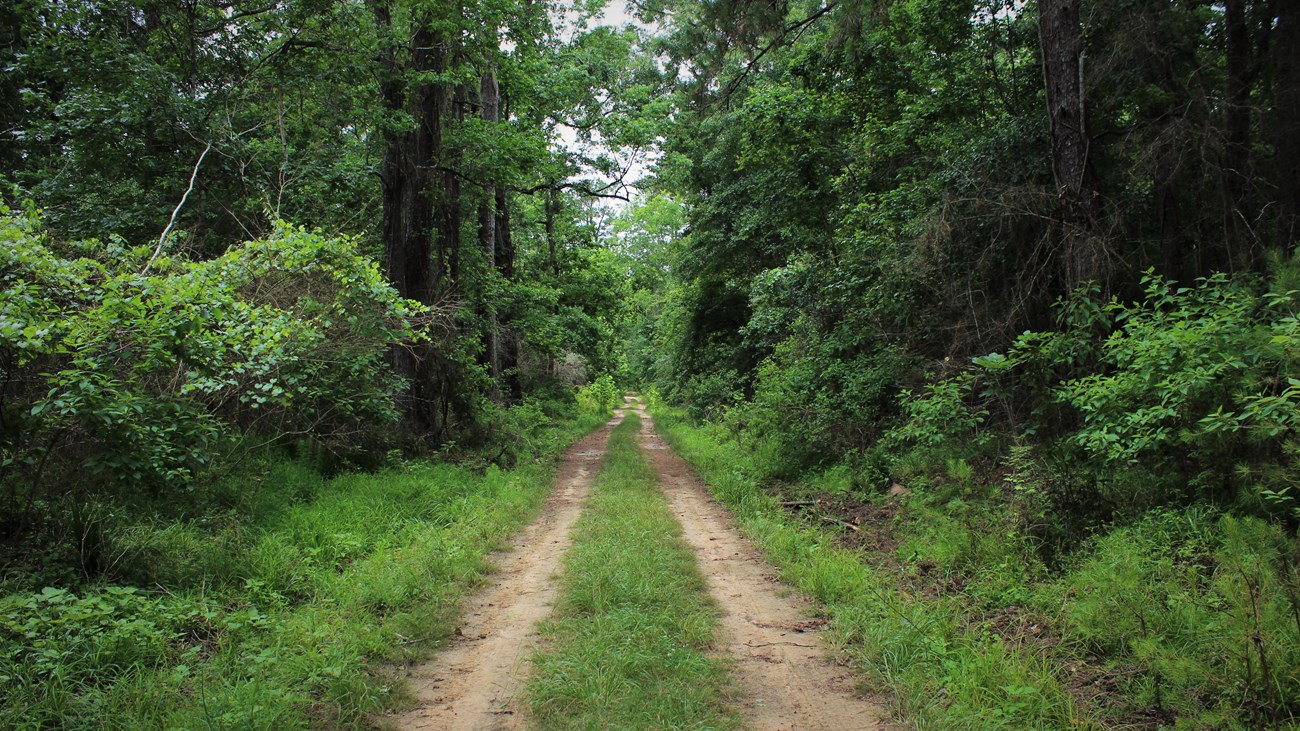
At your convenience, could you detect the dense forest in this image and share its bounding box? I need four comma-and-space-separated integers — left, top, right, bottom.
2, 0, 1299, 728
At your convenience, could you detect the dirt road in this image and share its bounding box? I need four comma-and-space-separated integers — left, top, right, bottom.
393, 398, 891, 730
392, 408, 626, 731
634, 402, 891, 731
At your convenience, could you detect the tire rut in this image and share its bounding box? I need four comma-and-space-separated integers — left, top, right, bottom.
390, 408, 626, 731
633, 403, 894, 731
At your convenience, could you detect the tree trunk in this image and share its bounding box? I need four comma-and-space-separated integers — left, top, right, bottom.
370, 1, 458, 437
496, 186, 522, 401
479, 67, 501, 395
1274, 0, 1300, 246
545, 186, 559, 275
1224, 0, 1260, 271
1037, 0, 1105, 290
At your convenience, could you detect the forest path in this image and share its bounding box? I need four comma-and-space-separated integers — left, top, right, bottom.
391, 406, 628, 731
632, 401, 893, 731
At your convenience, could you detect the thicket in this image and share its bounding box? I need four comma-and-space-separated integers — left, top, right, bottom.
1, 0, 649, 583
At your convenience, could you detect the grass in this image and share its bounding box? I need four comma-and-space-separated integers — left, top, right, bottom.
0, 400, 610, 730
647, 401, 1098, 731
527, 412, 739, 731
649, 399, 1300, 730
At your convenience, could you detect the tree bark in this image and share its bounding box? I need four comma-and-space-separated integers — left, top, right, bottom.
1224, 0, 1260, 271
1037, 0, 1105, 289
545, 186, 560, 275
370, 1, 457, 436
496, 186, 522, 400
1274, 0, 1300, 247
479, 66, 501, 394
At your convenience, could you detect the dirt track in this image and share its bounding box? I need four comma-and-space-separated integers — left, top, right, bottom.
393, 398, 892, 730
391, 408, 625, 731
633, 403, 891, 731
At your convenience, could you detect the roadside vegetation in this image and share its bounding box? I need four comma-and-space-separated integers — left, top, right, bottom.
618, 0, 1300, 728
651, 371, 1300, 730
6, 0, 1300, 727
0, 395, 610, 730
528, 412, 738, 730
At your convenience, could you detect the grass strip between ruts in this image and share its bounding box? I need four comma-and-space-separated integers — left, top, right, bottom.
527, 412, 739, 731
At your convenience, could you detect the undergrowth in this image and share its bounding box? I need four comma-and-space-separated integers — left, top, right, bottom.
0, 399, 609, 730
649, 399, 1104, 730
651, 397, 1300, 729
528, 412, 738, 730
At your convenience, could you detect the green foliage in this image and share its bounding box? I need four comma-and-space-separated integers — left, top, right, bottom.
973, 267, 1300, 518
654, 400, 1300, 729
0, 400, 599, 729
888, 372, 993, 452
1, 205, 421, 495
1045, 510, 1300, 727
650, 403, 1093, 730
575, 374, 621, 415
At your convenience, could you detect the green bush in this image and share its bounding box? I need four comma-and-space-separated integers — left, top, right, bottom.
575, 373, 621, 414
967, 266, 1300, 520
0, 204, 428, 573
1047, 509, 1300, 727
1, 205, 423, 492
0, 399, 601, 729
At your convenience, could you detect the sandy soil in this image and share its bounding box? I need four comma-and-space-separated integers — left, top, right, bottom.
633, 403, 894, 731
390, 408, 626, 731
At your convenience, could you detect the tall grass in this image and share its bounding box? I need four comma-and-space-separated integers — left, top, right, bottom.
528, 413, 739, 730
0, 402, 609, 730
648, 403, 1096, 731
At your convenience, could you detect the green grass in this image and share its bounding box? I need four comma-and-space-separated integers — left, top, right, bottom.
647, 402, 1096, 731
0, 401, 610, 730
527, 412, 739, 731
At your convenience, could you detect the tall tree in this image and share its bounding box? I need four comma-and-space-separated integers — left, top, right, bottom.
1037, 0, 1105, 289
369, 0, 463, 435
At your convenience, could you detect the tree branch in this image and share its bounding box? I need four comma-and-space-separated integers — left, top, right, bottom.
713, 3, 838, 108
143, 142, 212, 275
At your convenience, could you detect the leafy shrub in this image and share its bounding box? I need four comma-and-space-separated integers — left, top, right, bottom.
888, 372, 992, 450
975, 267, 1300, 518
1048, 509, 1300, 727
0, 586, 206, 717
732, 326, 909, 476
0, 203, 425, 514
575, 373, 621, 414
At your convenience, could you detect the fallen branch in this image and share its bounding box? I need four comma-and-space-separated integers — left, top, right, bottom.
779, 500, 817, 508
820, 517, 859, 532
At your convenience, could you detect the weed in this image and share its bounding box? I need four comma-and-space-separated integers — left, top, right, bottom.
0, 400, 604, 729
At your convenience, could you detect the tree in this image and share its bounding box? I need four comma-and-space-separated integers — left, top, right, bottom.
1037, 0, 1106, 290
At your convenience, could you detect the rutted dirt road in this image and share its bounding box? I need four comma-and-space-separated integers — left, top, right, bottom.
394, 397, 892, 730
634, 402, 892, 731
392, 408, 626, 731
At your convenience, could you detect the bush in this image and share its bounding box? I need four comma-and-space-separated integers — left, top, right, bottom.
1048, 509, 1300, 727
972, 266, 1300, 519
575, 374, 621, 414
0, 204, 426, 528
